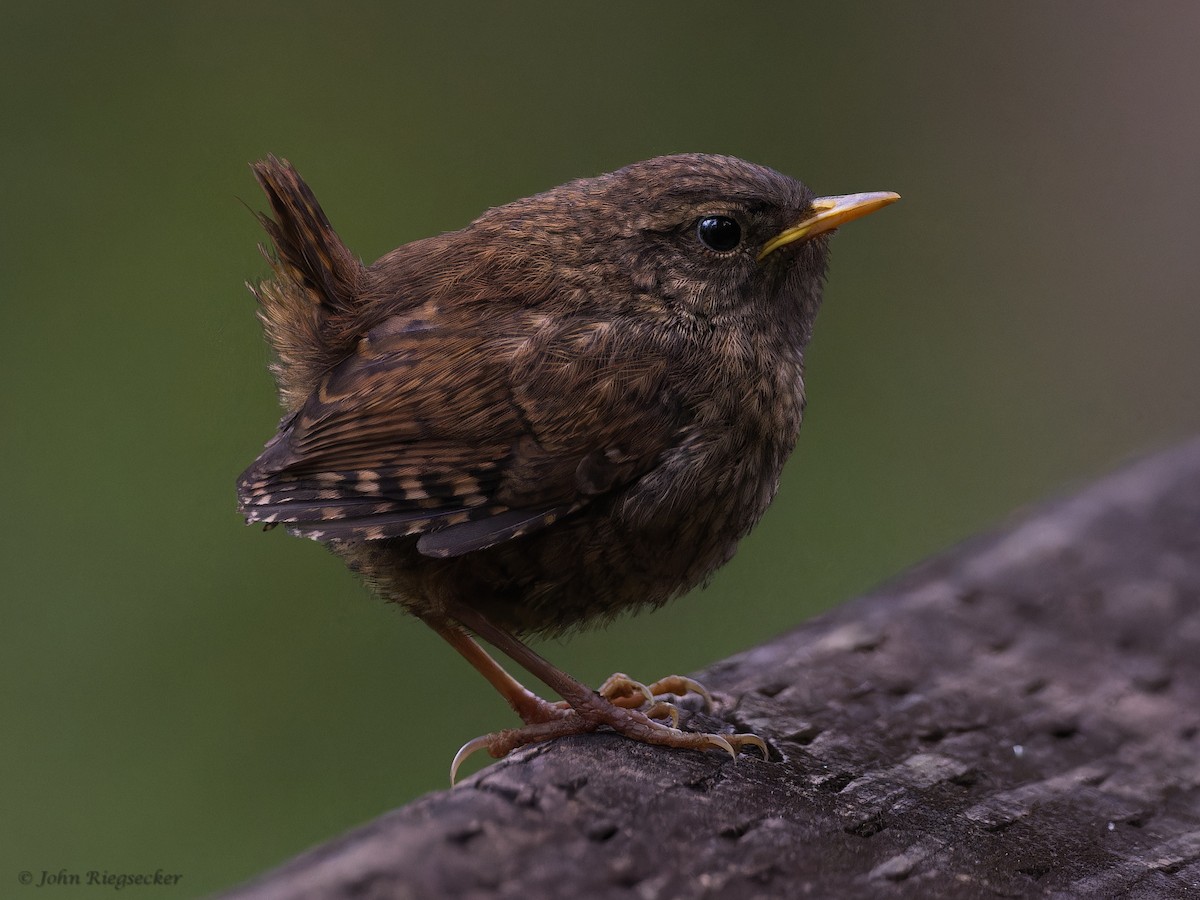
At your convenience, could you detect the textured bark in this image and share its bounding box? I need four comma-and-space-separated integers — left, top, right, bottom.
225, 437, 1200, 899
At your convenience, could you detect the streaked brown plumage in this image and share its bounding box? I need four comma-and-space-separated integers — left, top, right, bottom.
238, 154, 896, 775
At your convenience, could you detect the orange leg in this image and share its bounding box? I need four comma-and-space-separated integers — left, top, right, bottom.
421, 615, 568, 726
435, 600, 768, 783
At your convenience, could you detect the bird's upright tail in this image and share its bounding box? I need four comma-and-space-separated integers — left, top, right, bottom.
249, 155, 364, 410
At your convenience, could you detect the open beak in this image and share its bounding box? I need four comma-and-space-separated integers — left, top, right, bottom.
758, 191, 900, 261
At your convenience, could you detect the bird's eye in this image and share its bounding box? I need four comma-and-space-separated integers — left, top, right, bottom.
696, 216, 742, 253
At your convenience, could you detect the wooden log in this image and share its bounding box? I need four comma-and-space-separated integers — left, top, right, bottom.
225, 437, 1200, 899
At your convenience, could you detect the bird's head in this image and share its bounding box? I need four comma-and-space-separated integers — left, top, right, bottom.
458, 154, 897, 341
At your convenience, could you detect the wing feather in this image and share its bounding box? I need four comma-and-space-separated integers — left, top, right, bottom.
238, 309, 685, 555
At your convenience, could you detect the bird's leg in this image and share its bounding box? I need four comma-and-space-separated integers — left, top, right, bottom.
442, 599, 767, 783
421, 615, 569, 726
423, 611, 704, 722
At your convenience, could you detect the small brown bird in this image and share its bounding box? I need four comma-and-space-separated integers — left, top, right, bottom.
237, 154, 896, 779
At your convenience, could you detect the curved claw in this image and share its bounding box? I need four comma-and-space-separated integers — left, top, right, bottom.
729, 732, 770, 759
642, 701, 681, 729
596, 673, 654, 707
644, 675, 714, 710
450, 734, 494, 786
705, 734, 738, 761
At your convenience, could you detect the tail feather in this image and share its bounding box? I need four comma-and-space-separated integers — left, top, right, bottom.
249, 155, 365, 410
253, 156, 358, 311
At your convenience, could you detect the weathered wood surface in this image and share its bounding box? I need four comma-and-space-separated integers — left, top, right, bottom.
225, 437, 1200, 899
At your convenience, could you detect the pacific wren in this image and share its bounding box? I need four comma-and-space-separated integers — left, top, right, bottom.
237, 154, 897, 778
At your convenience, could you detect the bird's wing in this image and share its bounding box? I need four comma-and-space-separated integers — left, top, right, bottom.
237, 310, 685, 557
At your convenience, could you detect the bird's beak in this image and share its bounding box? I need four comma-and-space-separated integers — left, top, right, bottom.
758, 191, 900, 261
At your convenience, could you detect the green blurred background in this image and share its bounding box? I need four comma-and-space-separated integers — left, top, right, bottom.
3, 2, 1199, 895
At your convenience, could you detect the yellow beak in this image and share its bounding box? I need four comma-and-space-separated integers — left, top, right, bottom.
758, 191, 900, 261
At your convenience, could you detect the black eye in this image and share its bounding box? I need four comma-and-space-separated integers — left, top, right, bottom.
696, 216, 742, 252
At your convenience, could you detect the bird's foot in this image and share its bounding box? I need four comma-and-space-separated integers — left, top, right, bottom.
450, 679, 767, 784
503, 669, 709, 724
594, 672, 714, 711
540, 672, 712, 724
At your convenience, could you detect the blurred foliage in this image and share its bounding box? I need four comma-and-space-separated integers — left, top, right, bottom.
2, 2, 1199, 895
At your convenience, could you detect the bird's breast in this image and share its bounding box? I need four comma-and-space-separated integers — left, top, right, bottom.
628, 324, 807, 538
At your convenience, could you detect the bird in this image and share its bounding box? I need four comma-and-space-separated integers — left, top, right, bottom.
236, 153, 897, 780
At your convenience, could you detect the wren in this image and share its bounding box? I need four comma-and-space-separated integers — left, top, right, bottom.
237, 154, 897, 779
